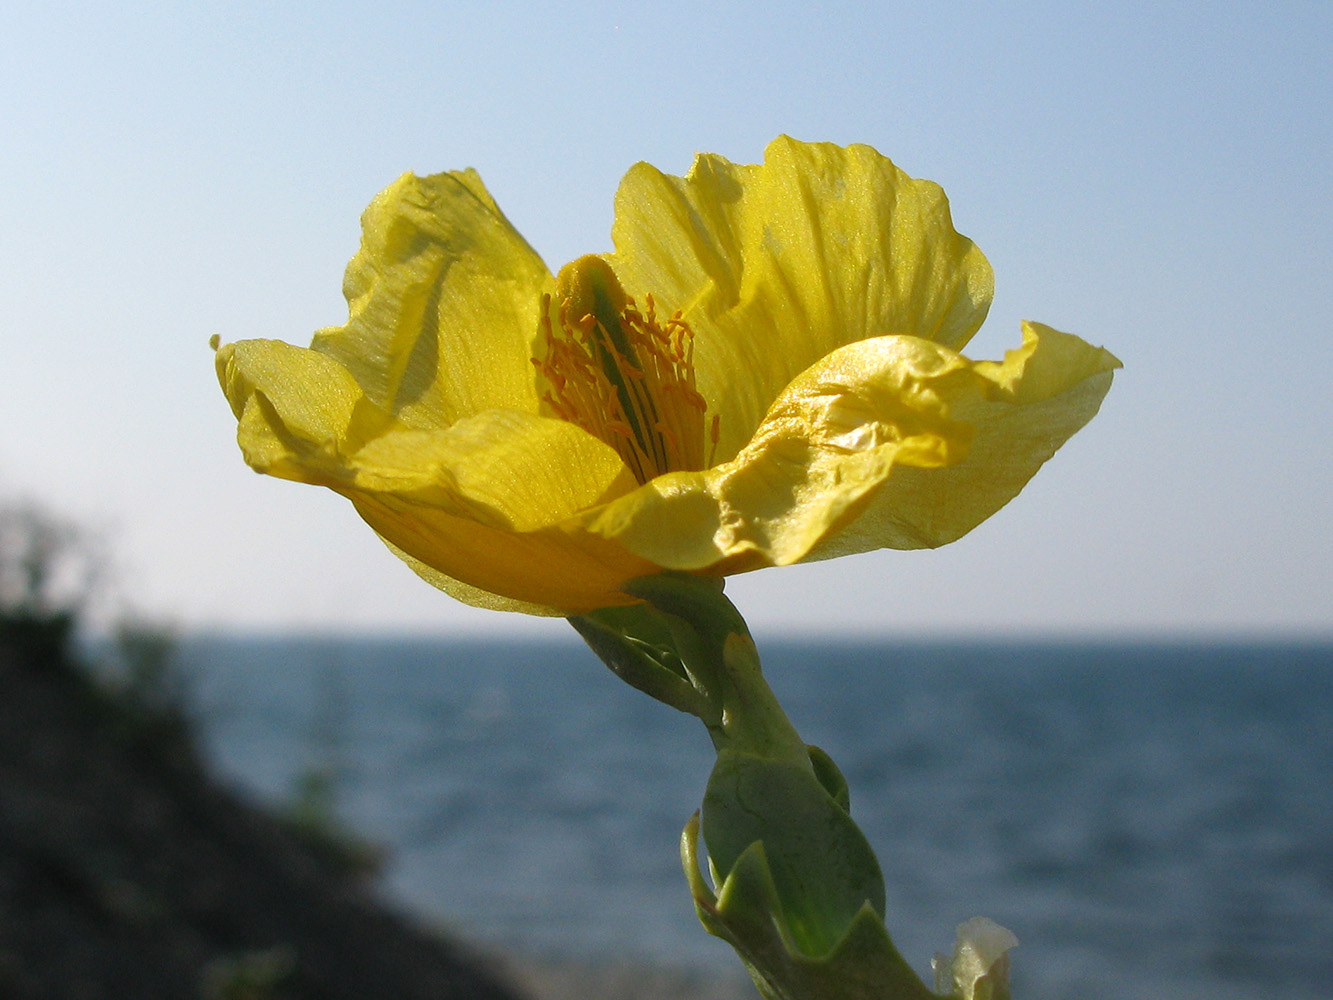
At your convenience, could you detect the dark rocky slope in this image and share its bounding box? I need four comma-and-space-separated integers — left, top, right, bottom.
0, 620, 525, 1000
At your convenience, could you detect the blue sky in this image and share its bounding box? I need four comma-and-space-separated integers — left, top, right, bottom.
3, 1, 1329, 637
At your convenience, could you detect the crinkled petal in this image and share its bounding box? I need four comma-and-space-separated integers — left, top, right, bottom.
583, 324, 1118, 571
217, 337, 653, 614
608, 135, 994, 461
806, 322, 1119, 559
311, 170, 552, 429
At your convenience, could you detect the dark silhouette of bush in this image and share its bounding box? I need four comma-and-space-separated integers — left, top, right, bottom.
0, 502, 94, 668
0, 501, 196, 766
0, 500, 524, 999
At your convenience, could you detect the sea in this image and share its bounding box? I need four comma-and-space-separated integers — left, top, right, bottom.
173, 634, 1333, 1000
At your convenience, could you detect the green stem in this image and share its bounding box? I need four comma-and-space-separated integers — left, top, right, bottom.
573, 573, 942, 1000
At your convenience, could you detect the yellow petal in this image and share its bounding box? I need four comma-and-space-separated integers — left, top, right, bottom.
373, 539, 573, 617
607, 135, 994, 461
583, 325, 1118, 570
346, 409, 653, 614
345, 409, 639, 533
218, 334, 653, 613
582, 335, 970, 569
217, 338, 392, 487
349, 491, 657, 615
216, 143, 1118, 619
343, 412, 654, 613
311, 170, 552, 429
805, 322, 1121, 559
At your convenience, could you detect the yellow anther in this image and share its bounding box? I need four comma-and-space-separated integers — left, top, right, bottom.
534, 258, 720, 483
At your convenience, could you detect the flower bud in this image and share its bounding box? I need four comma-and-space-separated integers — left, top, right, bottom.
932, 916, 1018, 1000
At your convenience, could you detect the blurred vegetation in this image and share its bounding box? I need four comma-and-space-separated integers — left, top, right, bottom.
0, 500, 193, 765
0, 497, 519, 1000
0, 501, 95, 666
0, 496, 380, 875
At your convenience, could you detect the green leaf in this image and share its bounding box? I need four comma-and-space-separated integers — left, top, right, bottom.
702, 749, 885, 958
806, 743, 851, 813
570, 601, 715, 722
683, 813, 937, 1000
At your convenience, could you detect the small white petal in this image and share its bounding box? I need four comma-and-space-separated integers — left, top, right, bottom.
941, 916, 1018, 999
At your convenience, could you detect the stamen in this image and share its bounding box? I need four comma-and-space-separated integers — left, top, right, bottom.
534, 256, 718, 484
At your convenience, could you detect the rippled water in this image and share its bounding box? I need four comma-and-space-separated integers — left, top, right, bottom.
179, 635, 1333, 1000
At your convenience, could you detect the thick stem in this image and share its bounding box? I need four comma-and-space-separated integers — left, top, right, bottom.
573, 574, 943, 998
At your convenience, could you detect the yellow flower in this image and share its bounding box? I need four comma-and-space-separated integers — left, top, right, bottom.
215, 136, 1119, 617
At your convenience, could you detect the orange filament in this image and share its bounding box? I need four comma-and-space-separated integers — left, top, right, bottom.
534, 256, 718, 484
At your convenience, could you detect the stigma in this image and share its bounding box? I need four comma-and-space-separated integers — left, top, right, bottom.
534, 255, 719, 484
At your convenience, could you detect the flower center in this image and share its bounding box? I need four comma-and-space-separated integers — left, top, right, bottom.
534, 255, 719, 484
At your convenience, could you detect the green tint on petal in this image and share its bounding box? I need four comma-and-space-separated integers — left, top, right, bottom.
375, 537, 567, 616
312, 170, 552, 430
608, 135, 994, 462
